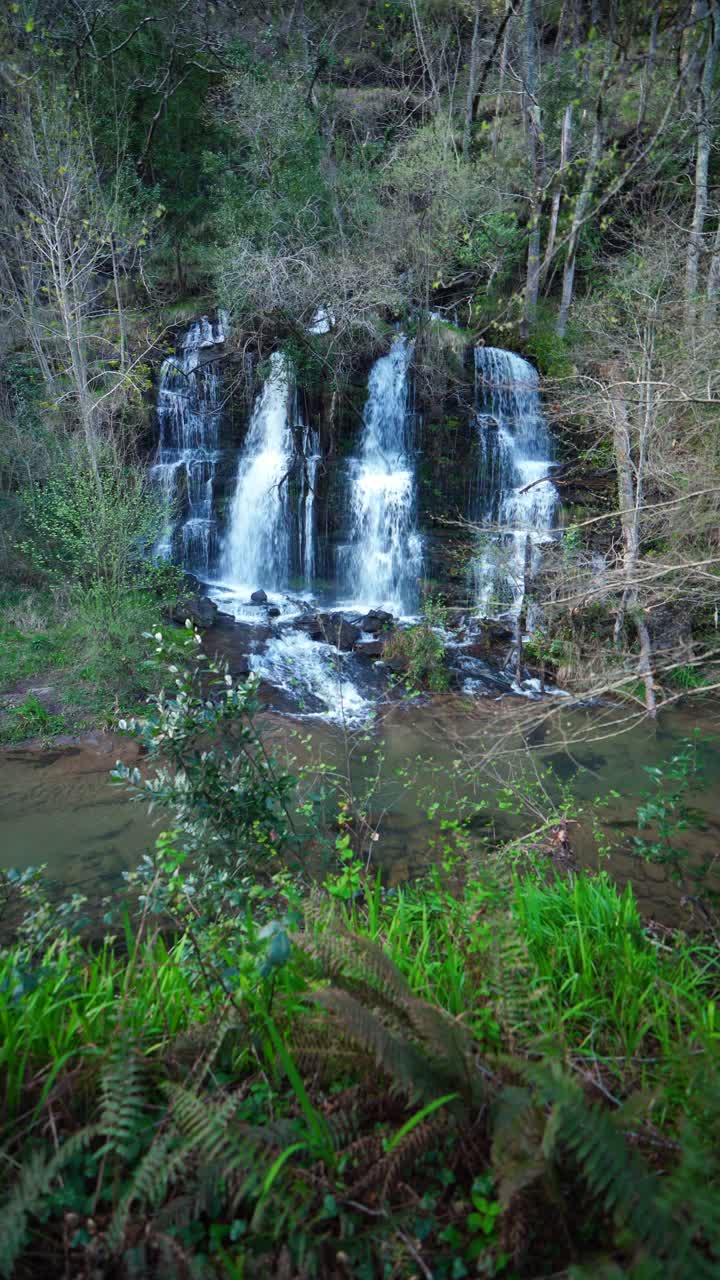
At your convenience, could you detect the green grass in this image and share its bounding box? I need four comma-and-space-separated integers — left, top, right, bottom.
0, 586, 182, 741
0, 868, 718, 1277
2, 871, 716, 1130
308, 870, 718, 1111
0, 694, 67, 744
513, 873, 718, 1100
0, 933, 206, 1126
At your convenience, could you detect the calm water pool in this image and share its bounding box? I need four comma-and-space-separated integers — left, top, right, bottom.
1, 698, 718, 925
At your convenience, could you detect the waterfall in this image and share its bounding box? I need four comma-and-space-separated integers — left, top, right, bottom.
152, 314, 227, 573
223, 352, 295, 593
472, 347, 558, 616
300, 423, 321, 585
343, 337, 422, 614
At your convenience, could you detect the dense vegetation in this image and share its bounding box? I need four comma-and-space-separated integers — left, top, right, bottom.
1, 638, 719, 1277
1, 2, 720, 1277
1, 0, 720, 709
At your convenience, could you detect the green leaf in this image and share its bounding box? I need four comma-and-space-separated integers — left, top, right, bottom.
385, 1093, 459, 1156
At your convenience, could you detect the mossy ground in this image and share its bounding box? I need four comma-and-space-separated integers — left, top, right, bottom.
0, 587, 179, 744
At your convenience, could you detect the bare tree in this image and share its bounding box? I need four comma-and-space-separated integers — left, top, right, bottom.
521, 0, 544, 336
685, 0, 720, 328
0, 79, 154, 465
556, 65, 609, 338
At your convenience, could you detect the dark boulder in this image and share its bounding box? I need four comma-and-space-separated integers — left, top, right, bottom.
459, 637, 490, 659
204, 618, 272, 676
286, 613, 324, 639
250, 589, 268, 604
485, 619, 514, 644
443, 607, 470, 630
359, 609, 394, 635
354, 638, 385, 659
170, 594, 218, 629
385, 654, 407, 674
317, 612, 361, 651
459, 620, 514, 657
267, 606, 281, 618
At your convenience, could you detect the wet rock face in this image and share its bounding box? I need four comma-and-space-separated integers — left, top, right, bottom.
316, 612, 362, 651
285, 614, 325, 640
359, 609, 394, 634
170, 594, 218, 629
250, 589, 268, 604
354, 638, 385, 658
204, 618, 273, 676
455, 619, 513, 659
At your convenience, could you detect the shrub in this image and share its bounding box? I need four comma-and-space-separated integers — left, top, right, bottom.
0, 694, 65, 744
384, 599, 450, 692
19, 443, 166, 606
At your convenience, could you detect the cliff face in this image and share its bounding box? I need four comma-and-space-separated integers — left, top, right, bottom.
152, 319, 486, 604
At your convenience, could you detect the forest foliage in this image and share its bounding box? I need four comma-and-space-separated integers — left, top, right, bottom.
1, 0, 720, 708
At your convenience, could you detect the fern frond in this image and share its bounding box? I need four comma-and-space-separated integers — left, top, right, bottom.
527, 1064, 716, 1279
100, 1046, 147, 1159
150, 1229, 215, 1280
312, 987, 445, 1103
323, 1105, 361, 1152
485, 911, 550, 1051
107, 1130, 190, 1253
381, 1115, 448, 1196
296, 928, 413, 1006
287, 1009, 365, 1079
339, 1132, 386, 1179
661, 1076, 720, 1261
0, 1126, 98, 1280
491, 1085, 550, 1207
403, 998, 490, 1106
164, 1082, 274, 1211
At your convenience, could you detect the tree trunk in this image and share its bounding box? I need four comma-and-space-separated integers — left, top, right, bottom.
556, 76, 607, 337
541, 103, 572, 283
604, 360, 657, 717
53, 241, 96, 468
637, 4, 660, 131
110, 233, 127, 374
491, 20, 510, 157
463, 2, 482, 158
522, 0, 543, 336
704, 209, 720, 325
685, 0, 719, 328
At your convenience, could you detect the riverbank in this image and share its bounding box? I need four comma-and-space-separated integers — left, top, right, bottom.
1, 861, 718, 1279
0, 585, 183, 746
2, 635, 720, 1278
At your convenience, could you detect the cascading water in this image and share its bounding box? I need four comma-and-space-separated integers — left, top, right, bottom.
299, 423, 321, 585
223, 352, 295, 593
472, 347, 558, 617
250, 631, 371, 723
343, 337, 422, 614
152, 314, 227, 572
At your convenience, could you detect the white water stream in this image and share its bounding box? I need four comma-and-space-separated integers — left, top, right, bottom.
472, 348, 558, 617
223, 351, 295, 594
342, 337, 423, 614
153, 325, 561, 720
152, 313, 227, 572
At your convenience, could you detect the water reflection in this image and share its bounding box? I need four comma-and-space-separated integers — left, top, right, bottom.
1, 699, 718, 927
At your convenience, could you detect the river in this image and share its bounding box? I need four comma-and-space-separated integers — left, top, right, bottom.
2, 697, 718, 928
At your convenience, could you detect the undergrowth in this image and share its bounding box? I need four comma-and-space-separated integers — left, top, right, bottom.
0, 863, 718, 1279
1, 634, 718, 1277
0, 586, 182, 742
